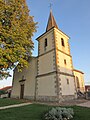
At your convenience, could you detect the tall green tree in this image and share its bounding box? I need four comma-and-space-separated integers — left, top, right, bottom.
0, 0, 37, 78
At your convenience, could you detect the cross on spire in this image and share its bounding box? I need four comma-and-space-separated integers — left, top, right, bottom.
49, 3, 53, 10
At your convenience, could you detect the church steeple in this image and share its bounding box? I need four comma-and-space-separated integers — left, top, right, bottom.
46, 10, 58, 32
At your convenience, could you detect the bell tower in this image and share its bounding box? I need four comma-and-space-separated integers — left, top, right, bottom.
36, 10, 76, 102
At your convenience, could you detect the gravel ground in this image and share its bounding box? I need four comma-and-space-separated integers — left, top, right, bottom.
33, 99, 89, 107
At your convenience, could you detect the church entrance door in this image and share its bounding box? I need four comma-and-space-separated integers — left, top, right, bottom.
20, 84, 24, 99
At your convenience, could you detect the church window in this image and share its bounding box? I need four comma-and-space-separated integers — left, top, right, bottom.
64, 59, 67, 65
45, 38, 47, 47
61, 38, 65, 47
67, 79, 69, 84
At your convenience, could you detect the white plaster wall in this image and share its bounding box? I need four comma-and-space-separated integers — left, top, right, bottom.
37, 74, 56, 96
60, 74, 75, 95
11, 71, 21, 98
38, 29, 54, 55
57, 51, 73, 74
11, 58, 37, 98
24, 58, 37, 97
54, 28, 70, 55
38, 51, 55, 75
73, 70, 85, 92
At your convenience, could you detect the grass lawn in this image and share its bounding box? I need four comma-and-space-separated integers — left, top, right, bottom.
0, 103, 90, 120
0, 98, 25, 107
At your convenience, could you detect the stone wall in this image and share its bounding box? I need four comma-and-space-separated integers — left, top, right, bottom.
36, 96, 59, 102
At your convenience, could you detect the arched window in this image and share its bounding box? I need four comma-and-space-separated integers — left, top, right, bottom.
61, 38, 65, 47
76, 76, 80, 88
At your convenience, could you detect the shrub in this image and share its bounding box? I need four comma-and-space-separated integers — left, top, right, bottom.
44, 107, 74, 120
0, 90, 7, 95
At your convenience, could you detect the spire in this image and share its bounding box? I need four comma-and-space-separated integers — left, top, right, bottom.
46, 10, 58, 32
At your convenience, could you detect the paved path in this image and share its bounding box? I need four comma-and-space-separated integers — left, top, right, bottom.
77, 101, 90, 108
0, 102, 32, 110
0, 101, 90, 110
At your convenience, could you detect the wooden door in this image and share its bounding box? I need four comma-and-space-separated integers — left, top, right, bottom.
20, 84, 24, 99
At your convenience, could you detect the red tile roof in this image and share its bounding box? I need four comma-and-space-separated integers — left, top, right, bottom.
0, 86, 12, 91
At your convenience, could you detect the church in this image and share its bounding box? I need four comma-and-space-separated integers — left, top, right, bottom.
11, 10, 85, 102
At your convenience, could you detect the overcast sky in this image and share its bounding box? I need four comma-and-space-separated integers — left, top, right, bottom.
0, 0, 90, 88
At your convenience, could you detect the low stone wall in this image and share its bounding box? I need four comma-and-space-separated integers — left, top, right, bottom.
11, 94, 76, 103
11, 95, 19, 99
24, 96, 35, 100
36, 96, 59, 102
62, 95, 76, 101
36, 95, 76, 103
